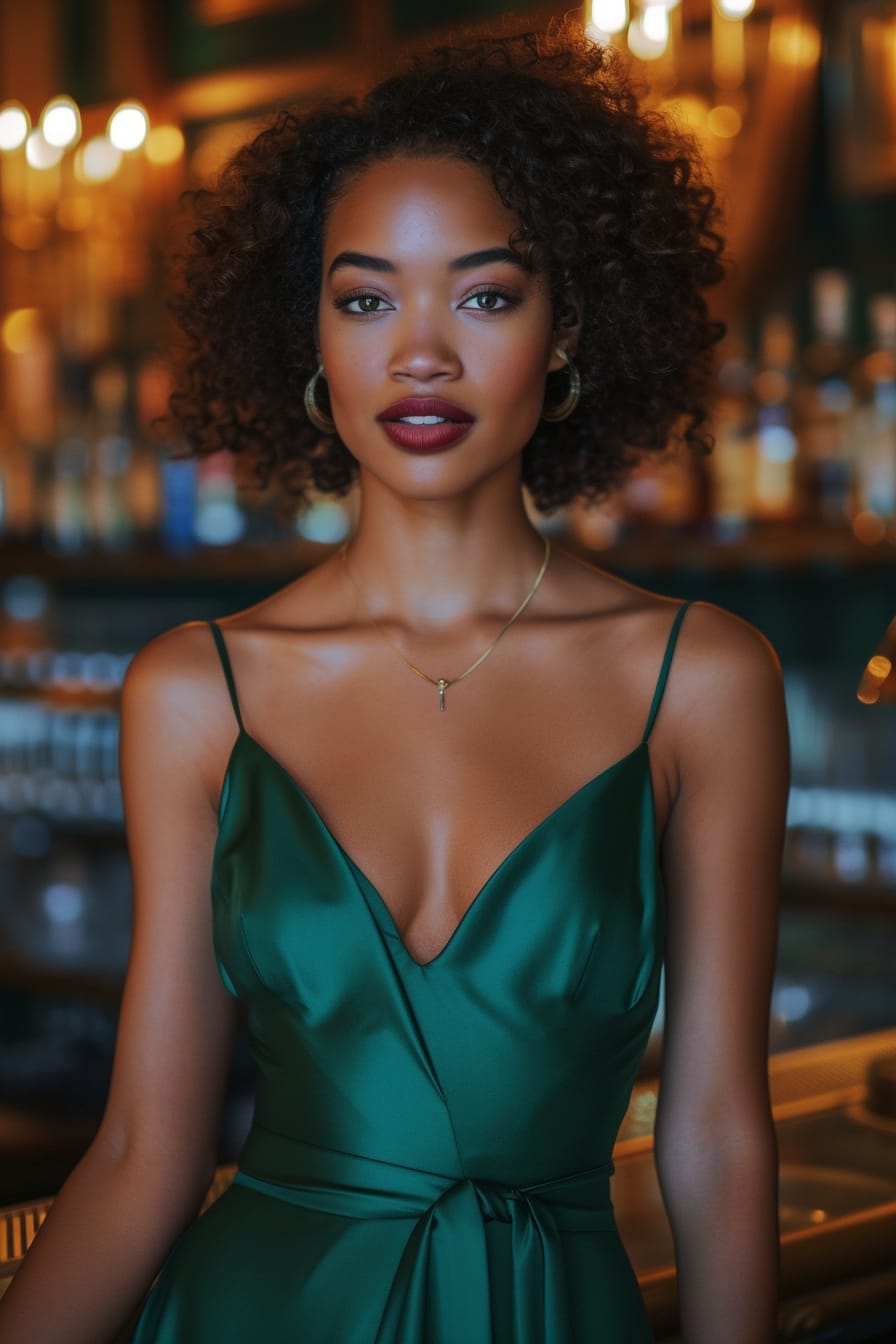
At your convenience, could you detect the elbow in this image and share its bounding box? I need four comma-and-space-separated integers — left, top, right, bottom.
654, 1120, 779, 1222
89, 1119, 220, 1223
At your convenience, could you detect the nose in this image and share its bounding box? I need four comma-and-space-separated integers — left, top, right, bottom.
387, 310, 463, 385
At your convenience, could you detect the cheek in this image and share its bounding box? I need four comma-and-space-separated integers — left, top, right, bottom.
484, 338, 551, 408
318, 332, 381, 406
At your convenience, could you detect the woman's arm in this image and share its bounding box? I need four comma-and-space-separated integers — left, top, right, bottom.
0, 623, 239, 1344
653, 602, 790, 1344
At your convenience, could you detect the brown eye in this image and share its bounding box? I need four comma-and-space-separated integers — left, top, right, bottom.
333, 291, 391, 315
461, 288, 517, 312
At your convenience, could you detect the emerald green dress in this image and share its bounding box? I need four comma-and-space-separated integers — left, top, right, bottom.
131, 600, 691, 1343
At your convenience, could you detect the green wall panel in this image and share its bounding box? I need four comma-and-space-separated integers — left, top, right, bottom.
60, 0, 107, 107
166, 0, 345, 80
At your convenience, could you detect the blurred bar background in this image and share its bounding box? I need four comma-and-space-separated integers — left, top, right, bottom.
0, 0, 895, 1337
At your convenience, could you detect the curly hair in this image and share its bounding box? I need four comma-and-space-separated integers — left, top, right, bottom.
164, 16, 728, 513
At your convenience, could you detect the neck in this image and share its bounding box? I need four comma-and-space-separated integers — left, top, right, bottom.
340, 488, 550, 632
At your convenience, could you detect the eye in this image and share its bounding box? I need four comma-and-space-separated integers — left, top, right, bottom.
460, 287, 519, 312
333, 291, 392, 315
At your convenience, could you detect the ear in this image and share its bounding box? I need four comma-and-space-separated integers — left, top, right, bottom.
547, 291, 584, 372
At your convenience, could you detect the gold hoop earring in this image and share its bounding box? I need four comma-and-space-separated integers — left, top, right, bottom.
541, 347, 581, 422
304, 363, 336, 434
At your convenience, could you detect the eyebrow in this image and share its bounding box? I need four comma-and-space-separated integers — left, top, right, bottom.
326, 246, 530, 279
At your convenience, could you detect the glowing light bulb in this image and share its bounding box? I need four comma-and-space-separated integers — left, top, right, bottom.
76, 135, 122, 182
707, 104, 742, 137
0, 102, 30, 151
25, 128, 64, 169
642, 4, 670, 42
717, 0, 755, 16
2, 308, 42, 354
628, 6, 669, 59
41, 96, 81, 148
107, 102, 149, 151
769, 17, 821, 68
591, 0, 628, 35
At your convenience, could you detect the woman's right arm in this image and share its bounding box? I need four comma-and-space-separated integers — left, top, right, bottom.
0, 622, 240, 1344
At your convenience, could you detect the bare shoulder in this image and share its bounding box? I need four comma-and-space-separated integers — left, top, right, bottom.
122, 618, 232, 730
660, 597, 790, 799
121, 618, 239, 812
671, 597, 785, 704
670, 597, 785, 721
565, 549, 789, 793
560, 552, 783, 684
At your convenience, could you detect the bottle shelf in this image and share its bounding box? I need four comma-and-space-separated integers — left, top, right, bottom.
1, 521, 894, 585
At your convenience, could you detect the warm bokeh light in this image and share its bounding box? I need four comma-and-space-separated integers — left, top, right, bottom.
144, 124, 185, 166
852, 511, 888, 546
591, 0, 628, 36
25, 128, 64, 170
663, 94, 710, 132
107, 102, 149, 151
628, 6, 669, 59
642, 4, 670, 43
717, 0, 755, 16
769, 16, 821, 68
0, 101, 30, 151
857, 654, 892, 705
2, 307, 42, 354
707, 104, 743, 138
75, 135, 123, 182
40, 96, 81, 149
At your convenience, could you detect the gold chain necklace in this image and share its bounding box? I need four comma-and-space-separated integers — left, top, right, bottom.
339, 535, 551, 712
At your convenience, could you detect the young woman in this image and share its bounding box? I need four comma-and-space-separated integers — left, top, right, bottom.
0, 20, 789, 1344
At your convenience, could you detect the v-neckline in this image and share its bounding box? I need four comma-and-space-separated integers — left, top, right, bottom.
218, 729, 652, 970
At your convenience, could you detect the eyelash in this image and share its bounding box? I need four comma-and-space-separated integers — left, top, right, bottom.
332, 285, 520, 316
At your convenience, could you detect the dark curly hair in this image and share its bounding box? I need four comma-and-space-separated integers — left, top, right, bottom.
163, 16, 728, 513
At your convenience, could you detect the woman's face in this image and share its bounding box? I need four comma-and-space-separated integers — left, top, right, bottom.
316, 154, 570, 500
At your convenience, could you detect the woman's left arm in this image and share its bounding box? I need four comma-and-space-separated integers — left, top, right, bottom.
653, 601, 791, 1344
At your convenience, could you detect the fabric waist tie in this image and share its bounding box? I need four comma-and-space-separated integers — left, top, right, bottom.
231, 1124, 617, 1344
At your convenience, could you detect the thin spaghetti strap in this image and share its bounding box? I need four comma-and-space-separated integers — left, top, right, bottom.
640, 600, 692, 745
208, 621, 244, 732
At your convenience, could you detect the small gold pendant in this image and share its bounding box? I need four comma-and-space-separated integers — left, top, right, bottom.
438, 678, 448, 712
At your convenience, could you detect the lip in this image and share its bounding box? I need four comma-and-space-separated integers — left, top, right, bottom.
378, 419, 474, 453
376, 395, 475, 455
376, 397, 475, 423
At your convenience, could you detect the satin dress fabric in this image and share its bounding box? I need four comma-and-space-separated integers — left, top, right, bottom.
130, 600, 691, 1343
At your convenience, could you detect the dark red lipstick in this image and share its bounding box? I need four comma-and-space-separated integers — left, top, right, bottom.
376, 397, 475, 453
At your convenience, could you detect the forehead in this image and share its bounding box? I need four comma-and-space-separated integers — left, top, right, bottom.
322, 155, 522, 263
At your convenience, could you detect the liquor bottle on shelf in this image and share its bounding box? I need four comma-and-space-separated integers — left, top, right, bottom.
795, 269, 860, 527
750, 312, 801, 522
707, 324, 756, 542
194, 450, 246, 546
159, 450, 199, 553
87, 360, 136, 551
129, 356, 166, 541
44, 360, 92, 555
133, 355, 200, 553
853, 293, 896, 525
0, 424, 39, 542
